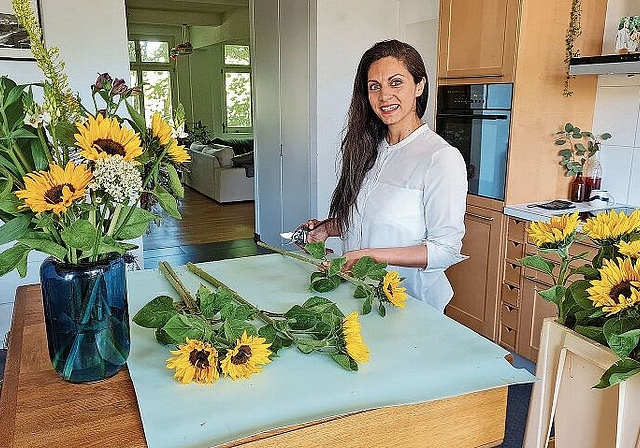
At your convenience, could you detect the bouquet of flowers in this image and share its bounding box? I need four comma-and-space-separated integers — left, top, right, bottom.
522, 210, 640, 388
0, 1, 189, 275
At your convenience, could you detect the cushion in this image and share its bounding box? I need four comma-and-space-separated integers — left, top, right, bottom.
232, 150, 254, 167
201, 146, 219, 155
190, 142, 207, 152
214, 147, 235, 168
212, 137, 254, 155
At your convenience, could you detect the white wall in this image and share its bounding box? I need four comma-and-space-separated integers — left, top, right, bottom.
0, 0, 130, 343
591, 0, 640, 206
314, 0, 440, 253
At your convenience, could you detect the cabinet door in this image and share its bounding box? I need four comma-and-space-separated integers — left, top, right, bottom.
437, 0, 519, 83
517, 275, 558, 362
445, 205, 504, 339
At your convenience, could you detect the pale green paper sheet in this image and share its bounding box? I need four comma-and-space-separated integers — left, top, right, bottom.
126, 253, 536, 448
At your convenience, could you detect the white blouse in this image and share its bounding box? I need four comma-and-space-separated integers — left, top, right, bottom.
342, 124, 468, 312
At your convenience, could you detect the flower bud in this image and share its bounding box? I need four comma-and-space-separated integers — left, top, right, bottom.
93, 73, 112, 92
110, 78, 128, 96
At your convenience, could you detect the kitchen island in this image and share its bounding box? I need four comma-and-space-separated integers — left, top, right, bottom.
0, 254, 534, 447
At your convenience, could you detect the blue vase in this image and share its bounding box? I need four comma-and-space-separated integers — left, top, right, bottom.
39, 255, 130, 383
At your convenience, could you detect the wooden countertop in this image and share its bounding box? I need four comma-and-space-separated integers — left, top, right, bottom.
0, 284, 509, 448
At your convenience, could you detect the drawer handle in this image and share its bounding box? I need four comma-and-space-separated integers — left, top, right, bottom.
466, 212, 494, 222
524, 275, 553, 288
440, 74, 505, 79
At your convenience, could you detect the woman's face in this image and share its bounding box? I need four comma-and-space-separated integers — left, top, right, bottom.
366, 56, 425, 129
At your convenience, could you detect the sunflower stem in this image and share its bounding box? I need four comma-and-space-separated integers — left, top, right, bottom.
186, 262, 275, 327
158, 261, 199, 314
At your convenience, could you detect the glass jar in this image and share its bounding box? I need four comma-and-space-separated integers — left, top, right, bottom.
569, 173, 587, 202
583, 151, 602, 200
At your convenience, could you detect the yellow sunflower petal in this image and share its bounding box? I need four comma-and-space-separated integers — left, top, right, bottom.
341, 312, 370, 363
166, 139, 190, 164
382, 271, 408, 308
220, 331, 272, 380
75, 114, 143, 162
526, 212, 580, 248
582, 210, 640, 242
587, 257, 640, 315
151, 112, 173, 146
618, 240, 640, 259
16, 161, 92, 214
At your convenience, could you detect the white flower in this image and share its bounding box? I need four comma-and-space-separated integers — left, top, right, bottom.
89, 155, 142, 203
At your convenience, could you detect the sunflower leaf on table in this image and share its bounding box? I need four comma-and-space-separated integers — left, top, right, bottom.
522, 209, 640, 388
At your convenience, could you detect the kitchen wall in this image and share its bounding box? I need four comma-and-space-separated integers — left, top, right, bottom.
591, 0, 640, 207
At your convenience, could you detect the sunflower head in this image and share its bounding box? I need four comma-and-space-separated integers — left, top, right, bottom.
582, 209, 640, 243
75, 114, 143, 162
526, 212, 580, 249
166, 338, 219, 384
340, 312, 370, 363
16, 161, 92, 214
166, 140, 190, 164
618, 240, 640, 259
587, 257, 640, 315
221, 331, 272, 380
381, 271, 408, 308
151, 112, 173, 146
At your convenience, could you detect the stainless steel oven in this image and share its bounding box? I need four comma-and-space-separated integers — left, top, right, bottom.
435, 83, 513, 201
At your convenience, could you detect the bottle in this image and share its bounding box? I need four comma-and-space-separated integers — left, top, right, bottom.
569, 173, 587, 202
584, 150, 602, 200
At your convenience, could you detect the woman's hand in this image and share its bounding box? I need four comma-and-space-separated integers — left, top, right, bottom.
342, 249, 373, 272
305, 219, 333, 243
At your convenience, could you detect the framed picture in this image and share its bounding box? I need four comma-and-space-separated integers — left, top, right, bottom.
0, 0, 41, 60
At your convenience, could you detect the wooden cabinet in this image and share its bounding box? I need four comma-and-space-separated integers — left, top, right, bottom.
446, 196, 505, 339
437, 0, 519, 83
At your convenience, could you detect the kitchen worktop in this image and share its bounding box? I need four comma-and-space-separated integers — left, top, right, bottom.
503, 200, 638, 222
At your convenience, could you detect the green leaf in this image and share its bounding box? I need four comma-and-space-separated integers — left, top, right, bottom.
603, 317, 640, 359
30, 138, 49, 171
165, 163, 184, 198
573, 325, 607, 345
594, 359, 640, 389
0, 194, 19, 216
154, 328, 175, 345
18, 237, 66, 261
61, 219, 98, 251
353, 285, 368, 299
152, 184, 181, 219
362, 296, 372, 315
330, 353, 358, 371
572, 264, 600, 281
564, 122, 574, 133
0, 244, 30, 276
0, 214, 30, 245
223, 319, 256, 342
538, 285, 566, 306
132, 295, 178, 328
162, 314, 208, 343
351, 257, 376, 279
378, 302, 386, 317
310, 275, 340, 293
125, 101, 147, 134
519, 255, 555, 275
9, 128, 37, 140
301, 296, 343, 317
4, 85, 26, 107
113, 206, 156, 239
258, 324, 292, 355
566, 280, 593, 309
327, 256, 347, 277
305, 242, 326, 259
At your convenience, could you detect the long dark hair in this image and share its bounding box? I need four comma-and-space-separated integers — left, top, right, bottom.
329, 40, 429, 234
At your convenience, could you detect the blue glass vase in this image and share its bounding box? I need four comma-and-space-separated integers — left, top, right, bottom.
39, 255, 130, 383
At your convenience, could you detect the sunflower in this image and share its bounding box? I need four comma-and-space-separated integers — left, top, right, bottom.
587, 257, 640, 315
618, 240, 640, 259
151, 112, 173, 146
581, 209, 640, 242
16, 161, 92, 214
381, 271, 408, 308
165, 139, 190, 164
166, 338, 219, 384
75, 114, 143, 162
527, 212, 580, 248
220, 331, 272, 380
340, 312, 370, 363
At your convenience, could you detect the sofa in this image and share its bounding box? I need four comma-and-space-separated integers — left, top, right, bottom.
183, 140, 254, 203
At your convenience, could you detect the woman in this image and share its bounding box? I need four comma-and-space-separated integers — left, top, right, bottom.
307, 39, 467, 312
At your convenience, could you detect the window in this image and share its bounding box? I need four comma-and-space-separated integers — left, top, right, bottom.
223, 44, 252, 133
128, 38, 174, 124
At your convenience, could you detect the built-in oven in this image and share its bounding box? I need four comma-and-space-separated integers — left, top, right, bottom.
435, 83, 513, 201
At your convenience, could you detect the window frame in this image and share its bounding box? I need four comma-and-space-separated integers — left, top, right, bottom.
222, 44, 253, 134
128, 35, 176, 120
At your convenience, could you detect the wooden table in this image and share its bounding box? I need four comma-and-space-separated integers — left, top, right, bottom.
0, 284, 508, 448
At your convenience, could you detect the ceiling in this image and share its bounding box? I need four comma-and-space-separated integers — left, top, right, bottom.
125, 0, 248, 27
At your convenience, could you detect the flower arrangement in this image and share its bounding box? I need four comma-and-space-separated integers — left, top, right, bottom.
134, 261, 372, 384
522, 209, 640, 387
0, 1, 189, 275
554, 122, 611, 176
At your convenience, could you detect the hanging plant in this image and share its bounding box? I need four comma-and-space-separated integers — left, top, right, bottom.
563, 0, 582, 97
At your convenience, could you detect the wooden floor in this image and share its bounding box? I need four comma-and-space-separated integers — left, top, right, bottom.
142, 187, 268, 267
